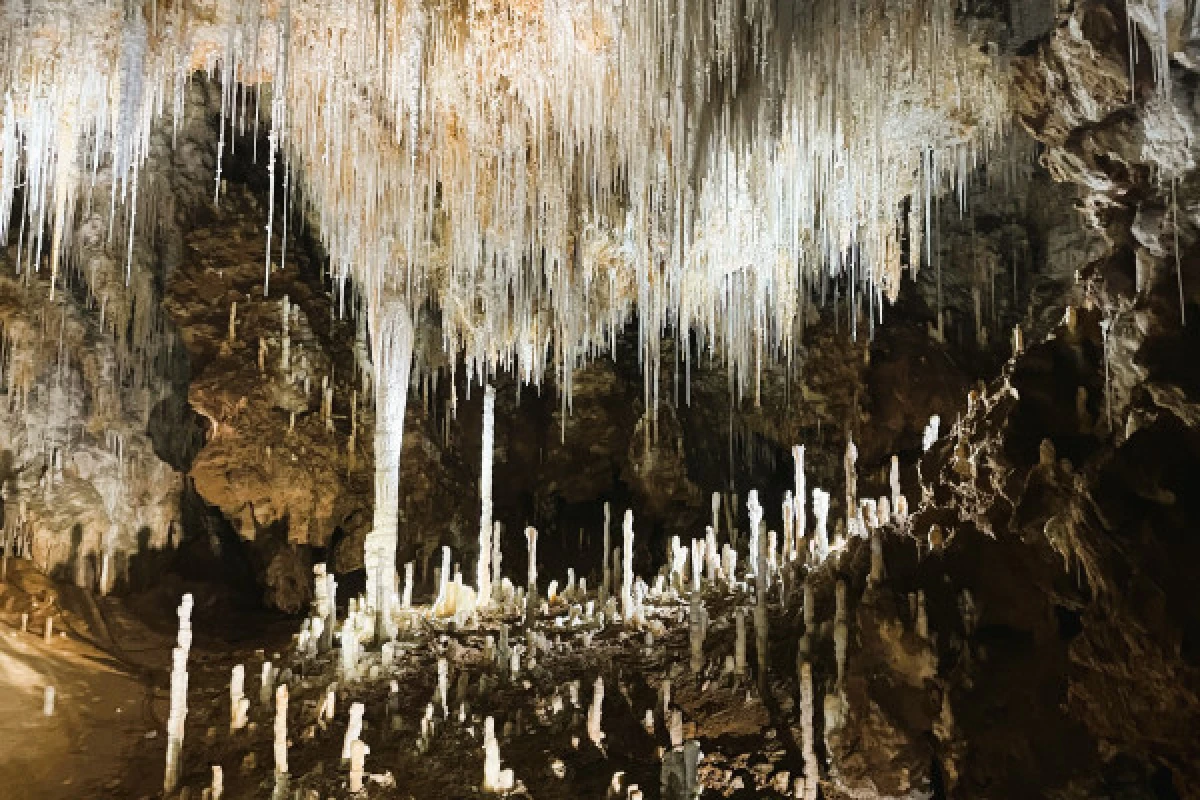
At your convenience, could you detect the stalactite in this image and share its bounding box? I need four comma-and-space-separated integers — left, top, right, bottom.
0, 0, 1007, 422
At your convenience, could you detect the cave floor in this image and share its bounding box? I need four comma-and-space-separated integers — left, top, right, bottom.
0, 562, 164, 800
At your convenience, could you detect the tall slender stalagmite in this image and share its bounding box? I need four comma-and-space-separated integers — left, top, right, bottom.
477, 385, 496, 607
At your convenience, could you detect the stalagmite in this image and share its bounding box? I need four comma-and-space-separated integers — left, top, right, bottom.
482, 716, 516, 792
869, 531, 886, 587
342, 702, 365, 761
230, 665, 247, 732
588, 676, 605, 749
601, 502, 612, 604
705, 529, 718, 583
721, 546, 737, 588
260, 661, 275, 707
689, 591, 707, 673
793, 445, 807, 549
923, 415, 941, 452
799, 662, 820, 800
399, 561, 414, 610
844, 437, 859, 536
835, 580, 849, 686
478, 386, 495, 607
747, 491, 763, 577
164, 594, 193, 794
767, 530, 779, 578
782, 494, 795, 563
349, 738, 369, 793
313, 564, 336, 652
438, 658, 450, 718
525, 527, 539, 607
433, 545, 452, 616
734, 610, 747, 679
622, 511, 635, 622
280, 296, 291, 371
889, 455, 902, 521
43, 686, 54, 716
754, 554, 769, 689
669, 536, 688, 592
365, 302, 414, 639
273, 684, 289, 778
206, 765, 224, 800
43, 616, 52, 643
812, 490, 831, 562
711, 492, 721, 540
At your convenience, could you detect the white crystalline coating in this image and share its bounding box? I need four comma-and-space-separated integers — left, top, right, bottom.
478, 386, 496, 607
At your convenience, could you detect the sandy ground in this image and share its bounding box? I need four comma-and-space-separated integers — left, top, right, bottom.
0, 562, 169, 800
0, 623, 157, 798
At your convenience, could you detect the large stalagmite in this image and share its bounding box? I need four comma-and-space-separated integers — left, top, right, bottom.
364, 301, 414, 632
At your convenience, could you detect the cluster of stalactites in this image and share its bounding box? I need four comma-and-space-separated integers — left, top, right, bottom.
1, 0, 1008, 410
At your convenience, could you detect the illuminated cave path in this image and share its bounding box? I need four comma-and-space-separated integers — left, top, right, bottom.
0, 618, 150, 799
